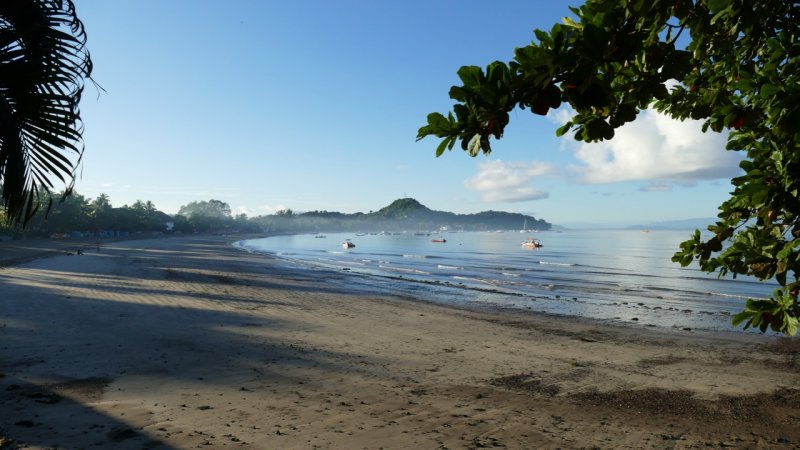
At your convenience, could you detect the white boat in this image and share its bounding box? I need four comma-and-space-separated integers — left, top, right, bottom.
342, 239, 355, 249
521, 238, 542, 249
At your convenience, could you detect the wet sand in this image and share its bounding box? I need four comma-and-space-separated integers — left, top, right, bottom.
0, 235, 798, 449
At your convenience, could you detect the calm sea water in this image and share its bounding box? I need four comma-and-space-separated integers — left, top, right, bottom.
236, 229, 777, 333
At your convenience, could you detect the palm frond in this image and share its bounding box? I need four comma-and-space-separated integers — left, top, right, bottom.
0, 0, 92, 226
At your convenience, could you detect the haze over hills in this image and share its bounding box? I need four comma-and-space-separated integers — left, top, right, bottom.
1, 195, 551, 238
627, 218, 717, 230
556, 218, 717, 230
271, 198, 551, 233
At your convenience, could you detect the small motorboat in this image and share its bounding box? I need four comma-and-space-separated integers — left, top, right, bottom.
342, 239, 355, 249
522, 238, 542, 249
431, 238, 447, 243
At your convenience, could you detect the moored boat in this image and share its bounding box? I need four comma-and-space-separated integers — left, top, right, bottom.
521, 238, 542, 249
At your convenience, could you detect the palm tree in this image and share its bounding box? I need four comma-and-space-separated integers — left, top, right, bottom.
0, 0, 92, 226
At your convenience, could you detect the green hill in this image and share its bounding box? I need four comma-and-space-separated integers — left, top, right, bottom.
260, 198, 551, 233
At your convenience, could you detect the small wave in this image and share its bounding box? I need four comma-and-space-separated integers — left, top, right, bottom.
379, 265, 430, 275
708, 291, 765, 300
501, 272, 521, 277
331, 260, 365, 266
403, 254, 429, 259
538, 261, 574, 267
453, 275, 494, 285
327, 250, 345, 254
437, 264, 462, 270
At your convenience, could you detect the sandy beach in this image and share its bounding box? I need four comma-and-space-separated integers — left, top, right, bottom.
0, 235, 798, 449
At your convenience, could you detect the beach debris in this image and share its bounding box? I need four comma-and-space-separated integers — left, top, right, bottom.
491, 372, 560, 396
27, 391, 61, 404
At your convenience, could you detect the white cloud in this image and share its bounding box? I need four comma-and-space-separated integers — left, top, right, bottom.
546, 106, 574, 127
568, 109, 741, 183
465, 160, 553, 202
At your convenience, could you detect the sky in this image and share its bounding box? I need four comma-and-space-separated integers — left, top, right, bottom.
70, 1, 742, 227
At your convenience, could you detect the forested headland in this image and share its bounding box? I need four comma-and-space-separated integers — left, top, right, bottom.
0, 193, 550, 239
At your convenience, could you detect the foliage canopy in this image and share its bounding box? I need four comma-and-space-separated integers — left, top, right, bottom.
177, 199, 232, 219
0, 1, 93, 225
418, 0, 800, 334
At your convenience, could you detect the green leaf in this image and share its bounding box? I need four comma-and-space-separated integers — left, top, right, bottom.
435, 137, 451, 157
555, 121, 573, 137
457, 66, 484, 89
784, 315, 799, 336
562, 16, 581, 29
706, 0, 732, 13
467, 134, 481, 157
731, 310, 754, 328
416, 112, 450, 140
760, 84, 781, 98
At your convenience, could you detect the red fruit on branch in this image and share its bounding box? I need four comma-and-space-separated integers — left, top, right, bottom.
733, 116, 745, 129
768, 210, 778, 221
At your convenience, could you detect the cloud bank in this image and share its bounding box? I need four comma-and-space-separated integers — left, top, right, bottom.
465, 160, 553, 202
467, 108, 741, 206
567, 109, 741, 185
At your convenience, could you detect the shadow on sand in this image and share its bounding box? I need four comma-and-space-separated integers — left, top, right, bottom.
0, 235, 392, 449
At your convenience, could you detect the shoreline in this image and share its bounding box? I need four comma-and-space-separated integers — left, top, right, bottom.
1, 235, 798, 449
235, 235, 758, 336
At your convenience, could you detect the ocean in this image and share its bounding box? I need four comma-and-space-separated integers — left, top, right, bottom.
235, 229, 777, 333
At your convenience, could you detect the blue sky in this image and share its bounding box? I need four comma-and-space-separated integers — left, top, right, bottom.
72, 1, 741, 227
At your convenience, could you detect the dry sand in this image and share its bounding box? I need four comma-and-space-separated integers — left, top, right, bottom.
0, 235, 798, 449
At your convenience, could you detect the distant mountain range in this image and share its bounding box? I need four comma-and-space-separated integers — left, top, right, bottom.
627, 217, 716, 230
262, 198, 551, 233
